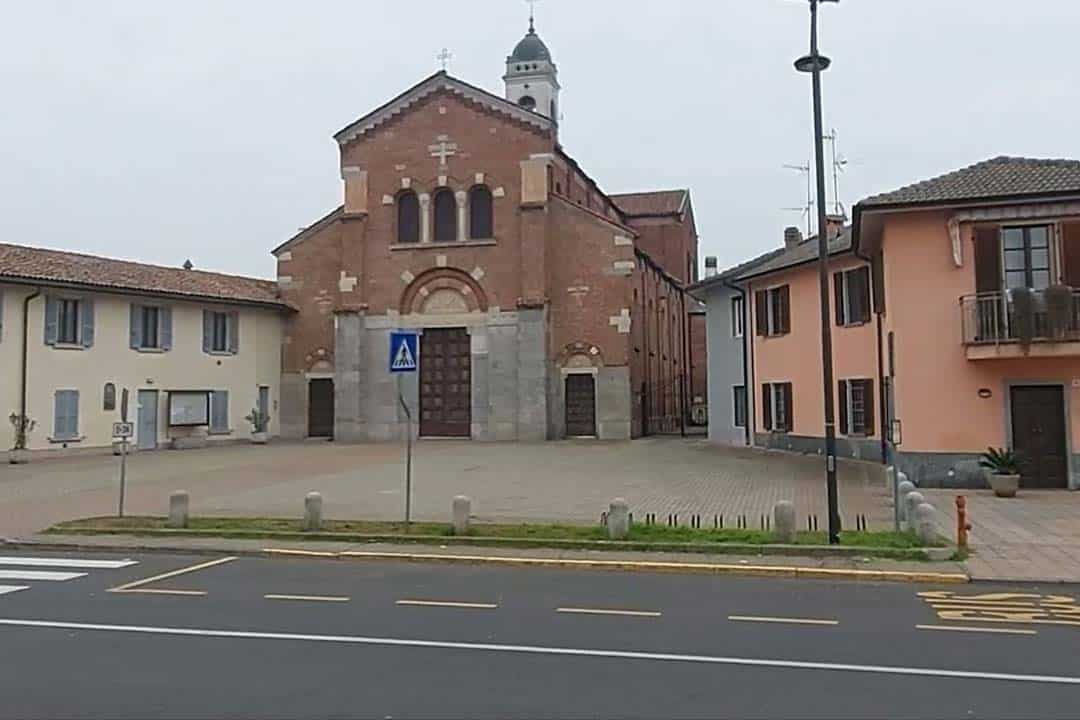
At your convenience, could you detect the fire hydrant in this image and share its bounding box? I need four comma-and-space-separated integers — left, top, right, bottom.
955, 495, 972, 550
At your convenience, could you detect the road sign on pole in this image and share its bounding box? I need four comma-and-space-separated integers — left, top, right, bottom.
389, 331, 419, 373
389, 331, 419, 526
116, 389, 131, 518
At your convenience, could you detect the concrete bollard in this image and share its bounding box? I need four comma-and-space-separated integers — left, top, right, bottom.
167, 491, 189, 529
897, 477, 916, 523
915, 502, 938, 546
303, 491, 323, 532
452, 495, 471, 535
773, 500, 796, 543
904, 491, 925, 532
607, 498, 630, 540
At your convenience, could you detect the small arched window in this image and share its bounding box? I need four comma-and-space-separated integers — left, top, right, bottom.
468, 185, 494, 240
103, 382, 116, 411
433, 188, 457, 243
397, 191, 419, 244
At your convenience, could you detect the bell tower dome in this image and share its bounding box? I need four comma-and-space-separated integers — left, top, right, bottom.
503, 14, 560, 124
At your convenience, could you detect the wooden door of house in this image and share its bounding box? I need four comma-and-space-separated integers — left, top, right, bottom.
565, 374, 597, 437
1010, 386, 1068, 488
308, 379, 334, 438
419, 328, 471, 437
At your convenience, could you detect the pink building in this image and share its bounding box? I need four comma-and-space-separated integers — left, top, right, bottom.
738, 157, 1080, 490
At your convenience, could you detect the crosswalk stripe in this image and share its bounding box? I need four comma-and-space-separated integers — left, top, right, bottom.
0, 556, 137, 570
0, 586, 29, 596
0, 570, 87, 582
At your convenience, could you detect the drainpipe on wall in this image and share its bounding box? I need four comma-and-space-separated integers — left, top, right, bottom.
853, 243, 889, 467
19, 289, 42, 449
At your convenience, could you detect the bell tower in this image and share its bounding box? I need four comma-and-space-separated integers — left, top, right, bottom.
503, 12, 560, 124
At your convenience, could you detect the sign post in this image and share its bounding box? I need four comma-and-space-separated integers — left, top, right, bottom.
115, 389, 132, 517
389, 331, 419, 526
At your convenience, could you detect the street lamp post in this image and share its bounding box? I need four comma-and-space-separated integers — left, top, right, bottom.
795, 0, 841, 544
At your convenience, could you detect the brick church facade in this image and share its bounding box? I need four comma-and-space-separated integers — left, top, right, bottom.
273, 22, 702, 441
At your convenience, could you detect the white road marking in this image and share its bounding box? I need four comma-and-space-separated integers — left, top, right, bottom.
557, 607, 662, 618
265, 594, 351, 603
728, 615, 838, 626
0, 556, 137, 569
916, 624, 1037, 636
108, 556, 236, 593
0, 586, 29, 596
396, 599, 497, 609
0, 570, 86, 582
1, 617, 1078, 686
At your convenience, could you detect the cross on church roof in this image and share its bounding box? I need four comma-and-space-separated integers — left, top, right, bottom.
436, 47, 453, 71
527, 0, 539, 32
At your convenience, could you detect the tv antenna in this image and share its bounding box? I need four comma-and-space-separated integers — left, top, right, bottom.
823, 128, 848, 217
783, 162, 813, 237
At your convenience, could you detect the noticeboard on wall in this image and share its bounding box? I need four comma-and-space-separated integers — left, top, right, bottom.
168, 391, 210, 427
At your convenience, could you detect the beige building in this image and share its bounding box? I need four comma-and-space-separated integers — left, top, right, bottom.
1, 243, 289, 455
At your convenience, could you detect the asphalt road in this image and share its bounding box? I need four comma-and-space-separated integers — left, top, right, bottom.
0, 549, 1078, 719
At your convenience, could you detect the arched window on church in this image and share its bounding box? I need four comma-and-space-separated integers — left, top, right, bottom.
396, 190, 419, 244
433, 188, 457, 243
468, 185, 493, 240
518, 95, 536, 111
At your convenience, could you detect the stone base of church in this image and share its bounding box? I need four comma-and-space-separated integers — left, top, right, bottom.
279, 307, 635, 442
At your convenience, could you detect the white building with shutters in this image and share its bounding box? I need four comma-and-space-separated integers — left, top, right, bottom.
0, 243, 288, 455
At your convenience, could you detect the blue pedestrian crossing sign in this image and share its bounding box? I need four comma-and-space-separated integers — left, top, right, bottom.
389, 331, 419, 373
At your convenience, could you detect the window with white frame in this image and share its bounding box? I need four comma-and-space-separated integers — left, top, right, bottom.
755, 286, 790, 337
839, 378, 875, 436
834, 266, 871, 327
731, 296, 744, 337
57, 299, 81, 345
733, 385, 747, 428
762, 382, 792, 433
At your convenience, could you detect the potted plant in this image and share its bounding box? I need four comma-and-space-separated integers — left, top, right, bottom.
1009, 287, 1036, 347
980, 447, 1021, 498
244, 408, 270, 445
8, 413, 36, 464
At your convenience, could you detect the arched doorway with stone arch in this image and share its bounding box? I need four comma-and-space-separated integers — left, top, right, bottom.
399, 269, 489, 438
557, 342, 604, 438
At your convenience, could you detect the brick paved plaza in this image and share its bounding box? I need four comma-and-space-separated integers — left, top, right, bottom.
1, 438, 891, 537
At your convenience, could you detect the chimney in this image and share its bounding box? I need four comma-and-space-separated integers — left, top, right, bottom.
824, 214, 847, 240
704, 256, 718, 278
784, 226, 803, 249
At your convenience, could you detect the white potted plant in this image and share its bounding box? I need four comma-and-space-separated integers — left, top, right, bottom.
980, 447, 1021, 498
8, 413, 36, 464
244, 408, 270, 445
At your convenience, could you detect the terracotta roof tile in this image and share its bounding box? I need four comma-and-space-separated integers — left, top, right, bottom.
860, 156, 1080, 208
610, 189, 688, 217
0, 243, 287, 308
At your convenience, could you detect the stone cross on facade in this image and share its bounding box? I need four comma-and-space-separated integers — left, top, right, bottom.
437, 47, 453, 72
428, 136, 458, 168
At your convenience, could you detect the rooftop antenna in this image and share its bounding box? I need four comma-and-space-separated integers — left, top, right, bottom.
436, 47, 453, 72
783, 162, 814, 237
823, 128, 848, 217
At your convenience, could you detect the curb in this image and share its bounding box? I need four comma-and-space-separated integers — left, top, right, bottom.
39, 527, 946, 562
264, 548, 971, 584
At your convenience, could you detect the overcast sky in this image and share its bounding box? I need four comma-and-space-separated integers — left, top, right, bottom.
2, 1, 1079, 278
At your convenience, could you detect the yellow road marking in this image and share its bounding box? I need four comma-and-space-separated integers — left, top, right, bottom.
728, 615, 838, 626
556, 607, 662, 618
108, 556, 237, 594
916, 624, 1037, 636
396, 599, 497, 609
265, 594, 350, 603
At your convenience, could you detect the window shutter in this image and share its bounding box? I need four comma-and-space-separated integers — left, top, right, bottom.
44, 295, 58, 345
863, 379, 875, 437
80, 298, 94, 348
227, 312, 239, 354
778, 286, 791, 334
871, 250, 886, 314
1064, 223, 1080, 288
761, 384, 772, 431
130, 305, 142, 349
0, 290, 4, 342
53, 391, 64, 438
54, 390, 78, 439
974, 227, 1002, 293
833, 272, 845, 326
838, 380, 849, 435
855, 266, 871, 323
202, 310, 212, 353
782, 383, 793, 432
754, 290, 767, 336
160, 307, 173, 350
211, 390, 229, 432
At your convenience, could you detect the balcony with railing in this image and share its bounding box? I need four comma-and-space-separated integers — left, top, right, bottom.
961, 287, 1080, 359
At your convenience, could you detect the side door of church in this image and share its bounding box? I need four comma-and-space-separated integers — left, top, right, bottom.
565, 373, 597, 437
